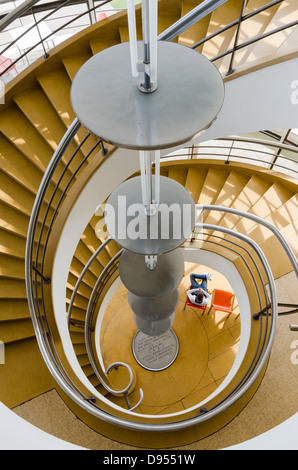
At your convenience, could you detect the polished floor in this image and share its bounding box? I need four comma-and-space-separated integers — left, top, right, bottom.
12, 270, 298, 450
99, 262, 240, 415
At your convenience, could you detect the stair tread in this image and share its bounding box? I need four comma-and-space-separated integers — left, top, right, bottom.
0, 228, 27, 259
178, 0, 212, 50
14, 87, 86, 174
37, 68, 74, 128
246, 192, 298, 242
0, 278, 27, 299
256, 217, 298, 278
167, 166, 188, 186
204, 170, 250, 226
62, 52, 93, 81
243, 0, 296, 61
0, 253, 25, 280
184, 166, 209, 203
0, 105, 54, 173
233, 0, 281, 68
89, 37, 120, 55
198, 167, 230, 206
215, 174, 272, 231
202, 0, 244, 62
234, 181, 294, 234
0, 298, 32, 321
0, 134, 44, 195
0, 318, 35, 343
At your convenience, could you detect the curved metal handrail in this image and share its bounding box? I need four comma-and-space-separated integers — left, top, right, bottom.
25, 116, 296, 430
67, 236, 112, 327
190, 230, 268, 310
0, 0, 115, 76
197, 204, 298, 278
84, 248, 143, 406
196, 223, 276, 403
164, 137, 298, 176
0, 0, 295, 79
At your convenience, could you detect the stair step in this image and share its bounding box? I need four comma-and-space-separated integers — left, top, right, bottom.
202, 0, 244, 66
0, 134, 63, 210
0, 104, 75, 200
74, 240, 104, 278
0, 200, 31, 238
119, 23, 142, 43
37, 68, 74, 128
0, 318, 35, 343
69, 331, 85, 345
67, 272, 93, 299
184, 166, 209, 203
66, 288, 89, 310
0, 278, 27, 299
234, 182, 294, 235
242, 0, 296, 63
0, 228, 27, 259
256, 218, 298, 279
14, 88, 86, 175
157, 1, 182, 38
62, 52, 93, 81
216, 174, 272, 231
38, 68, 100, 157
275, 24, 298, 56
0, 134, 44, 195
73, 342, 87, 356
0, 105, 59, 174
89, 37, 120, 55
76, 353, 90, 368
68, 305, 87, 324
198, 167, 230, 212
0, 170, 55, 222
178, 0, 212, 50
204, 170, 250, 227
0, 254, 25, 280
69, 257, 98, 287
246, 193, 298, 244
266, 193, 298, 230
0, 298, 33, 321
234, 0, 281, 67
81, 224, 112, 268
167, 166, 188, 186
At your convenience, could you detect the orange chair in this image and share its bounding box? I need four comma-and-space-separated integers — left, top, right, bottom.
96, 12, 107, 21
0, 56, 18, 76
208, 289, 235, 317
183, 286, 209, 313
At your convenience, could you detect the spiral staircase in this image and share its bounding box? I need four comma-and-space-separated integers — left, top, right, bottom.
0, 0, 298, 450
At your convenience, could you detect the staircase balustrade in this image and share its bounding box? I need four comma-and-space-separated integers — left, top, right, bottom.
0, 0, 296, 79
24, 117, 298, 431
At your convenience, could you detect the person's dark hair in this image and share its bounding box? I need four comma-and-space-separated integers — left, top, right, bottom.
196, 292, 204, 304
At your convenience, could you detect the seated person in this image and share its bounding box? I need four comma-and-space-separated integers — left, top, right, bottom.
187, 272, 213, 307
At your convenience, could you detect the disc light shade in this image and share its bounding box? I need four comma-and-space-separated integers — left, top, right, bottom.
119, 248, 184, 298
70, 41, 225, 150
105, 175, 196, 255
133, 312, 175, 336
128, 288, 179, 321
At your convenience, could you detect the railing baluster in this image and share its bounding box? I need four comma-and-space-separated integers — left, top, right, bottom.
31, 7, 49, 59
226, 0, 247, 76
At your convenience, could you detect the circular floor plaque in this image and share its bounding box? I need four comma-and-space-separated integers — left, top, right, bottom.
132, 329, 179, 371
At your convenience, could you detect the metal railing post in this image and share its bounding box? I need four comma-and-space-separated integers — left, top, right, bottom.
226, 0, 247, 76
32, 7, 49, 59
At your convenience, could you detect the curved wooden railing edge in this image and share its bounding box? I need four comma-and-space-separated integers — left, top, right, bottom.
224, 49, 298, 83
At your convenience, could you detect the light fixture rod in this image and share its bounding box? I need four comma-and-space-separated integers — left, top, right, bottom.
127, 0, 139, 77
138, 0, 158, 93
